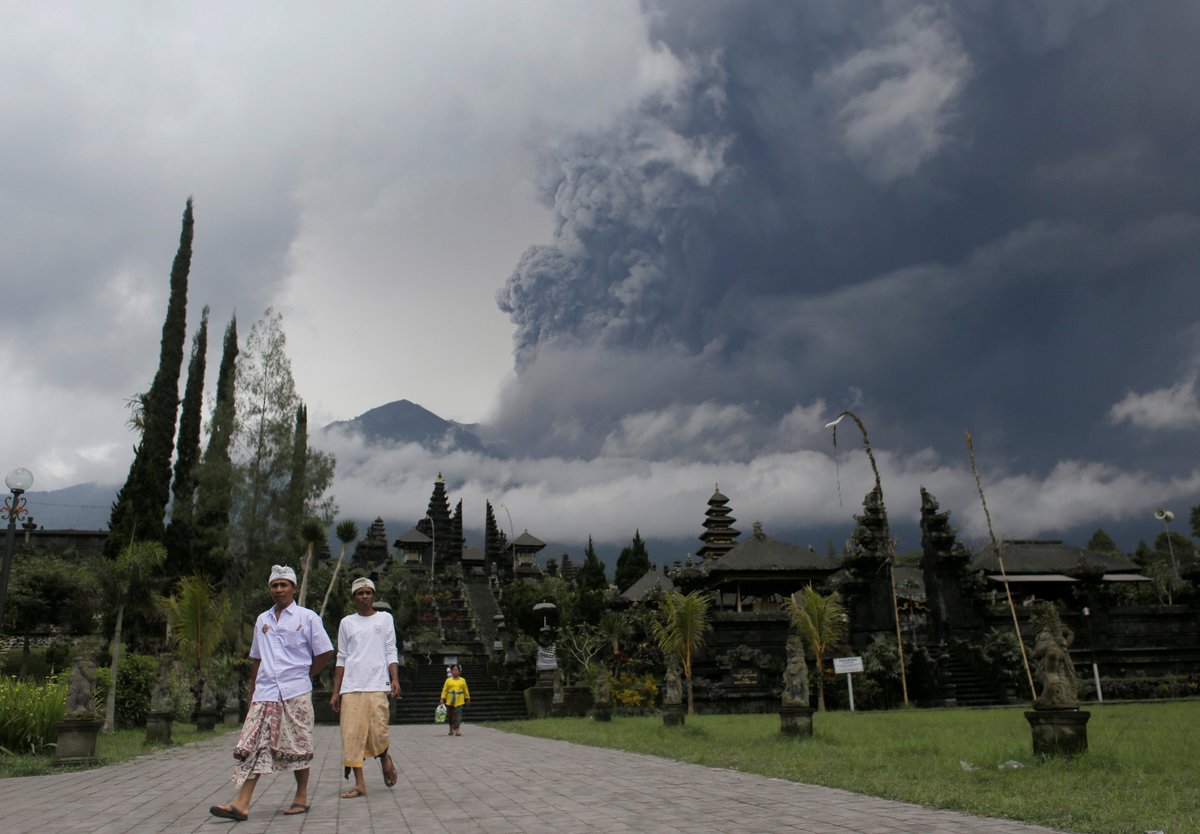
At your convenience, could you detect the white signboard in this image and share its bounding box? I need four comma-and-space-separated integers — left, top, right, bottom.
833, 656, 863, 674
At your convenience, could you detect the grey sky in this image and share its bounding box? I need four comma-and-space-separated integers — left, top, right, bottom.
5, 1, 1200, 553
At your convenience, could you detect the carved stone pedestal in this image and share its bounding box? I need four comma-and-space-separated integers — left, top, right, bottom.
195, 710, 219, 732
524, 686, 554, 719
662, 703, 685, 727
145, 711, 174, 745
779, 704, 814, 737
1025, 709, 1090, 757
223, 707, 241, 726
593, 701, 612, 722
55, 718, 102, 765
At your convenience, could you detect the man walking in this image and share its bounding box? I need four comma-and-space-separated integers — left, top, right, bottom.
330, 577, 400, 797
210, 565, 334, 821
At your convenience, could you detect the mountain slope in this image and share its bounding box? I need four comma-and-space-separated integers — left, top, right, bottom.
322, 399, 490, 454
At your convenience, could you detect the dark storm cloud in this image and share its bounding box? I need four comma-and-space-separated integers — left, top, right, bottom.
493, 0, 1200, 487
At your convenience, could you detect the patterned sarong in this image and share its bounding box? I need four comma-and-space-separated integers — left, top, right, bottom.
340, 691, 390, 768
231, 692, 314, 786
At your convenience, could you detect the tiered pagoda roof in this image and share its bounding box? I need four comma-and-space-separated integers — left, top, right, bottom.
697, 484, 740, 561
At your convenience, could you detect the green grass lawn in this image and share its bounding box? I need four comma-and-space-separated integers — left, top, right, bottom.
491, 702, 1200, 834
0, 723, 237, 778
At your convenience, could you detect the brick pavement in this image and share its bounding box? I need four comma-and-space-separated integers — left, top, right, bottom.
0, 725, 1072, 834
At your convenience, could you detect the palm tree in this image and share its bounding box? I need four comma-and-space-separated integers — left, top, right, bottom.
160, 575, 230, 714
296, 517, 326, 607
651, 590, 713, 714
786, 585, 847, 712
598, 611, 630, 655
104, 540, 166, 732
160, 575, 230, 682
319, 520, 360, 620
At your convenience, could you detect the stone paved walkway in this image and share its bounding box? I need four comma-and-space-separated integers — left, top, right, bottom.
0, 725, 1072, 834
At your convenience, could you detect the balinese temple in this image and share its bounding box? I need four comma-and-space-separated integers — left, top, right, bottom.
968, 540, 1149, 604
620, 565, 676, 603
352, 517, 391, 580
393, 525, 432, 571
697, 485, 740, 561
417, 474, 456, 567
512, 530, 547, 579
675, 520, 840, 611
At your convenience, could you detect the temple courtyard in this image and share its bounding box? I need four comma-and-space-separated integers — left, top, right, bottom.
0, 725, 1069, 833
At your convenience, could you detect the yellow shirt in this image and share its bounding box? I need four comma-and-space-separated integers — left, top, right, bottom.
440, 676, 470, 707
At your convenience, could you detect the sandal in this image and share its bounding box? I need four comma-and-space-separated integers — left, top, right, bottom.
209, 804, 248, 821
379, 752, 398, 788
282, 803, 310, 815
340, 787, 366, 799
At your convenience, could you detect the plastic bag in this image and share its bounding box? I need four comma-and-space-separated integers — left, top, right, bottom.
434, 703, 447, 724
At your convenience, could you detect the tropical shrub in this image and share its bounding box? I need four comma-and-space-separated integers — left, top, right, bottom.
980, 627, 1024, 691
94, 653, 157, 728
0, 675, 66, 753
611, 672, 658, 710
1088, 674, 1200, 701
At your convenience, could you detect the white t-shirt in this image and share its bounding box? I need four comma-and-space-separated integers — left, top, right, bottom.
335, 611, 399, 693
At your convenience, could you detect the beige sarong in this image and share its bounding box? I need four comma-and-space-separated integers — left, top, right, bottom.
231, 692, 314, 786
340, 691, 390, 768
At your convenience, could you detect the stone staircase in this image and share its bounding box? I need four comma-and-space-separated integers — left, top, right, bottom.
944, 643, 1003, 707
394, 659, 527, 725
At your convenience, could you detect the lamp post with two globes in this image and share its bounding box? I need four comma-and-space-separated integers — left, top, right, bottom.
0, 467, 34, 632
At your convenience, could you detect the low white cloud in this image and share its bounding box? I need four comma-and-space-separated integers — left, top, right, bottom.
315, 427, 1200, 558
1108, 375, 1200, 430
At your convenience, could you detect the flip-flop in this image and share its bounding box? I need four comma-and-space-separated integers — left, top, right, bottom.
379, 752, 398, 788
209, 804, 248, 821
340, 787, 367, 799
282, 803, 310, 815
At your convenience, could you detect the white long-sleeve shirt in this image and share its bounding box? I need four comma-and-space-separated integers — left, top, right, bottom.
335, 611, 398, 693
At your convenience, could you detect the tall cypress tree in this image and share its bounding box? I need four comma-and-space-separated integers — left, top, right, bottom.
577, 536, 607, 591
164, 306, 209, 578
106, 198, 194, 558
615, 529, 652, 592
194, 315, 238, 583
284, 402, 308, 537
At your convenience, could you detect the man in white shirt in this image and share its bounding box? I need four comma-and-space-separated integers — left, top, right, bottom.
330, 577, 401, 797
210, 565, 334, 821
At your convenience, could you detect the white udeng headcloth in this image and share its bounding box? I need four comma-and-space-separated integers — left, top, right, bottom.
351, 577, 375, 593
269, 565, 298, 587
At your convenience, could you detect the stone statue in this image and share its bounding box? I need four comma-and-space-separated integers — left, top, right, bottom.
552, 669, 564, 704
535, 622, 558, 671
65, 658, 97, 719
150, 660, 174, 714
593, 662, 612, 704
781, 636, 811, 707
223, 689, 240, 713
663, 655, 683, 706
1030, 602, 1078, 710
199, 678, 218, 713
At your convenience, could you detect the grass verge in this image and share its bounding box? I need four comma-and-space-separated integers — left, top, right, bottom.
0, 723, 237, 778
491, 701, 1200, 834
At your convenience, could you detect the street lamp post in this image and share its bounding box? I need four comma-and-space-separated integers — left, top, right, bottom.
1082, 607, 1102, 703
1, 467, 34, 632
1154, 508, 1179, 581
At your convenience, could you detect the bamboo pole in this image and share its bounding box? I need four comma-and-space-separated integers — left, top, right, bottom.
965, 430, 1036, 700
827, 411, 909, 706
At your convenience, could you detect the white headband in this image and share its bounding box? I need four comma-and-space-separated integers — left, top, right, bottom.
269, 565, 298, 587
351, 577, 375, 593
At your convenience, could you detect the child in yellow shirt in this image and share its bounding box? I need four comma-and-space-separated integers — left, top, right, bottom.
439, 665, 470, 736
